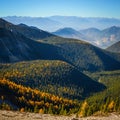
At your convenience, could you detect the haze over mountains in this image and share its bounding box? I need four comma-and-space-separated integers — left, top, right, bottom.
83, 26, 120, 48
52, 27, 87, 40
3, 16, 120, 32
54, 26, 120, 48
3, 16, 120, 48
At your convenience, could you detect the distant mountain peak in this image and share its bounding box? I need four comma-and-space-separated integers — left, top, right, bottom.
82, 27, 101, 31
52, 27, 87, 40
18, 23, 29, 27
103, 26, 120, 32
55, 27, 79, 34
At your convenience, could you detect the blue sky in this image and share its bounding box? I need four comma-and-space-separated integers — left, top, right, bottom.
0, 0, 120, 18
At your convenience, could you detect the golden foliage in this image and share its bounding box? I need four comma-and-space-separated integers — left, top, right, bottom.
108, 101, 114, 112
0, 79, 78, 114
39, 108, 44, 114
20, 108, 25, 112
79, 101, 88, 117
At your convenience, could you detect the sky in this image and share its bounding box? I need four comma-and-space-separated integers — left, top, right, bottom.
0, 0, 120, 18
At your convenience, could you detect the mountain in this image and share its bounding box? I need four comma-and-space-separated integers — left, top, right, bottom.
16, 23, 55, 40
106, 41, 120, 53
0, 27, 62, 63
99, 26, 120, 48
80, 28, 101, 40
52, 27, 87, 40
0, 18, 63, 63
0, 18, 120, 71
53, 26, 120, 49
80, 26, 120, 48
3, 16, 120, 48
0, 18, 54, 40
42, 36, 120, 71
3, 16, 120, 32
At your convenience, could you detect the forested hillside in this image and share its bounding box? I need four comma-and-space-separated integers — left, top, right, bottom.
0, 18, 54, 40
0, 60, 105, 100
41, 36, 120, 71
1, 70, 120, 116
0, 79, 79, 115
79, 70, 120, 116
0, 27, 62, 63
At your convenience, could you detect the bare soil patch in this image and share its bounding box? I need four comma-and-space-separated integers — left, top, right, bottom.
0, 110, 120, 120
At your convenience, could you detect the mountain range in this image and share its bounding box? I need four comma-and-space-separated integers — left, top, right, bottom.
3, 16, 120, 48
53, 26, 120, 48
0, 18, 120, 116
80, 26, 120, 48
3, 16, 120, 32
0, 18, 120, 71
